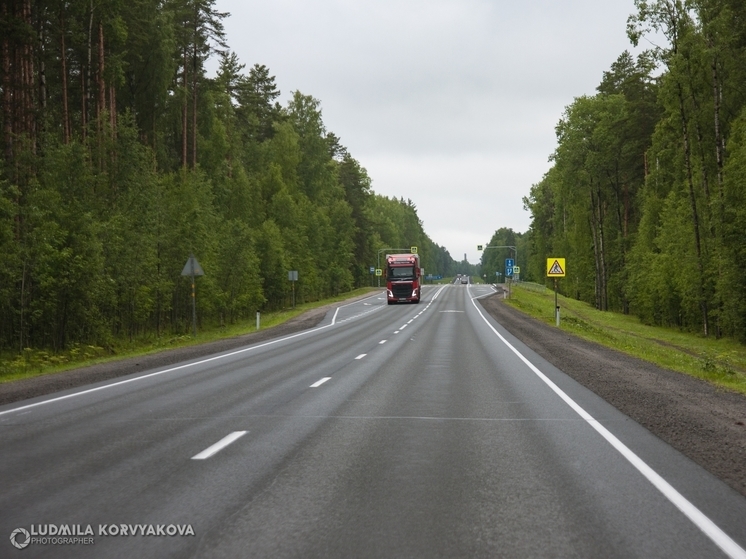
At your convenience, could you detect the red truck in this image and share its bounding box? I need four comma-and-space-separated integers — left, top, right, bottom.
385, 253, 421, 304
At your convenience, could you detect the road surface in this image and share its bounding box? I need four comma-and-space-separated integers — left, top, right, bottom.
1, 284, 745, 558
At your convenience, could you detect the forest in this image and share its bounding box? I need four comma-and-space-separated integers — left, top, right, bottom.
520, 0, 746, 340
0, 0, 457, 354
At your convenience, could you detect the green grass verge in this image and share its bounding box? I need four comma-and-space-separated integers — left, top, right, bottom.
504, 284, 746, 395
0, 287, 382, 384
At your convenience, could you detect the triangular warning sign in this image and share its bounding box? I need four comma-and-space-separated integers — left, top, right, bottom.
548, 260, 564, 275
181, 255, 205, 277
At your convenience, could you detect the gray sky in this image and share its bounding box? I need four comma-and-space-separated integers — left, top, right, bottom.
215, 0, 647, 264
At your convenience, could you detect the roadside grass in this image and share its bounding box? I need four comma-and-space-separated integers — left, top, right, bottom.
504, 283, 746, 395
0, 287, 382, 385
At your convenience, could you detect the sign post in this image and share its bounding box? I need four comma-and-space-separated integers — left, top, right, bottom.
181, 254, 205, 337
288, 271, 298, 308
546, 258, 566, 326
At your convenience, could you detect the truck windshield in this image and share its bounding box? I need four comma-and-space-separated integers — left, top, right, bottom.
389, 266, 415, 279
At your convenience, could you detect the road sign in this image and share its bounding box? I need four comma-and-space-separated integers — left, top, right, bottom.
546, 258, 566, 277
505, 258, 514, 268
180, 255, 205, 277
288, 271, 298, 308
181, 254, 204, 337
506, 267, 514, 276
369, 266, 375, 274
477, 245, 483, 251
410, 246, 418, 254
375, 268, 382, 276
513, 266, 520, 274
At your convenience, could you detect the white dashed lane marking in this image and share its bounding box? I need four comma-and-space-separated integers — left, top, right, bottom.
192, 431, 248, 460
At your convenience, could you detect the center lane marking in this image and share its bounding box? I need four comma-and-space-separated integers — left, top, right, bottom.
310, 377, 332, 388
0, 291, 393, 417
192, 431, 247, 460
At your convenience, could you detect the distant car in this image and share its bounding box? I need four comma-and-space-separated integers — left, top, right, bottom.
460, 278, 468, 284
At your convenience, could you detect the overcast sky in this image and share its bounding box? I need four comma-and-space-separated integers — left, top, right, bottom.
214, 0, 647, 264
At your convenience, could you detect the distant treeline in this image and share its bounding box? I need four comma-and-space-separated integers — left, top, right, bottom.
520, 0, 746, 340
0, 0, 456, 353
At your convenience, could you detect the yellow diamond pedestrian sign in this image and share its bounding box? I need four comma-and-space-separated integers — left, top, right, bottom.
546, 258, 566, 277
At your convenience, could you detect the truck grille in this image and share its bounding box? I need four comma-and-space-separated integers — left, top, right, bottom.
391, 283, 413, 298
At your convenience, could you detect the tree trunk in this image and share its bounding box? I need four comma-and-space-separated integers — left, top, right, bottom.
87, 1, 93, 112
711, 54, 725, 216
98, 21, 106, 122
2, 0, 37, 170
2, 0, 13, 162
85, 0, 94, 141
182, 48, 188, 169
60, 13, 70, 144
23, 0, 34, 150
589, 184, 602, 310
677, 83, 709, 336
109, 84, 116, 135
38, 23, 46, 115
81, 70, 87, 140
192, 37, 198, 168
596, 182, 607, 311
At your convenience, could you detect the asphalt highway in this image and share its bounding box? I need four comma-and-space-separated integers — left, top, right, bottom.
1, 284, 746, 558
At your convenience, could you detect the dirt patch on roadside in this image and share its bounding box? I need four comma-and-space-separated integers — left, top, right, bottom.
0, 294, 372, 407
479, 293, 746, 498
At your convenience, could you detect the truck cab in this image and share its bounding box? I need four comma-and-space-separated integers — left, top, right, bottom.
386, 253, 421, 304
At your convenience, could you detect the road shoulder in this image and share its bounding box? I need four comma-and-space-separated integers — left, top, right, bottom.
479, 293, 746, 498
0, 294, 378, 407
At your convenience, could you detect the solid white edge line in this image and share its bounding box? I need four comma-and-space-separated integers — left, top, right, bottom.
470, 297, 746, 559
191, 431, 247, 460
0, 296, 390, 417
3, 286, 444, 417
331, 307, 340, 325
335, 291, 385, 309
310, 377, 331, 388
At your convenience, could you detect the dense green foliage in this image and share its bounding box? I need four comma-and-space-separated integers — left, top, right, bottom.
477, 227, 528, 284
523, 0, 746, 339
0, 0, 455, 353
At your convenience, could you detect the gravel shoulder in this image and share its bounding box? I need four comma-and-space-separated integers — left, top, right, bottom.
479, 293, 746, 498
2, 289, 744, 498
